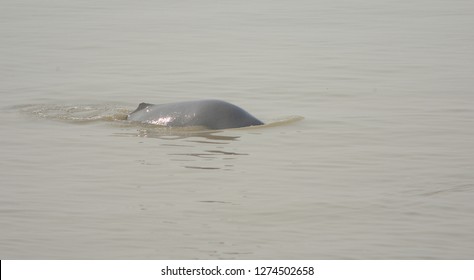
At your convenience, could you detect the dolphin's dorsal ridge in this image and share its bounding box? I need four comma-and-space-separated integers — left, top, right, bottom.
137, 102, 152, 111
129, 102, 153, 115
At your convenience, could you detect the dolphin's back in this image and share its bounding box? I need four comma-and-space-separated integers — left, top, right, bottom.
127, 100, 263, 129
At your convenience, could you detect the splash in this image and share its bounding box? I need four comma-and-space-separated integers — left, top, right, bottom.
261, 115, 305, 128
18, 103, 130, 123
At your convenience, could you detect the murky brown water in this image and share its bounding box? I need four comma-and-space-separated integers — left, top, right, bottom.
1, 0, 474, 259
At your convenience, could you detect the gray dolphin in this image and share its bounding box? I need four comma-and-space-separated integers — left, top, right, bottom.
127, 100, 264, 129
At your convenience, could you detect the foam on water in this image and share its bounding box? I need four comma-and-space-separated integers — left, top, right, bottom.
16, 104, 130, 123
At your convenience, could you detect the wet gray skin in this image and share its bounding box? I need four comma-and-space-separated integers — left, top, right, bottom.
127, 100, 264, 130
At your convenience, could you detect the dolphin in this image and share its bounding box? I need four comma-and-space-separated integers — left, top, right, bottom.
127, 100, 264, 129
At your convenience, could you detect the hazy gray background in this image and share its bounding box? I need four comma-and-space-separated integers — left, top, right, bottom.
1, 0, 473, 259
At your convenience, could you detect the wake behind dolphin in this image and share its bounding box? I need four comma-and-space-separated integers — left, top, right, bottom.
127, 100, 264, 130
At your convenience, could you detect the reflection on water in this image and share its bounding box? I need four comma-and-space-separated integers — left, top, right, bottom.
418, 184, 474, 197
176, 149, 248, 171
133, 140, 245, 171
133, 128, 241, 142
199, 200, 233, 204
169, 150, 248, 158
118, 119, 252, 171
128, 129, 246, 170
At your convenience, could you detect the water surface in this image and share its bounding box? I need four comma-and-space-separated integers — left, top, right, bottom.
1, 0, 474, 259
